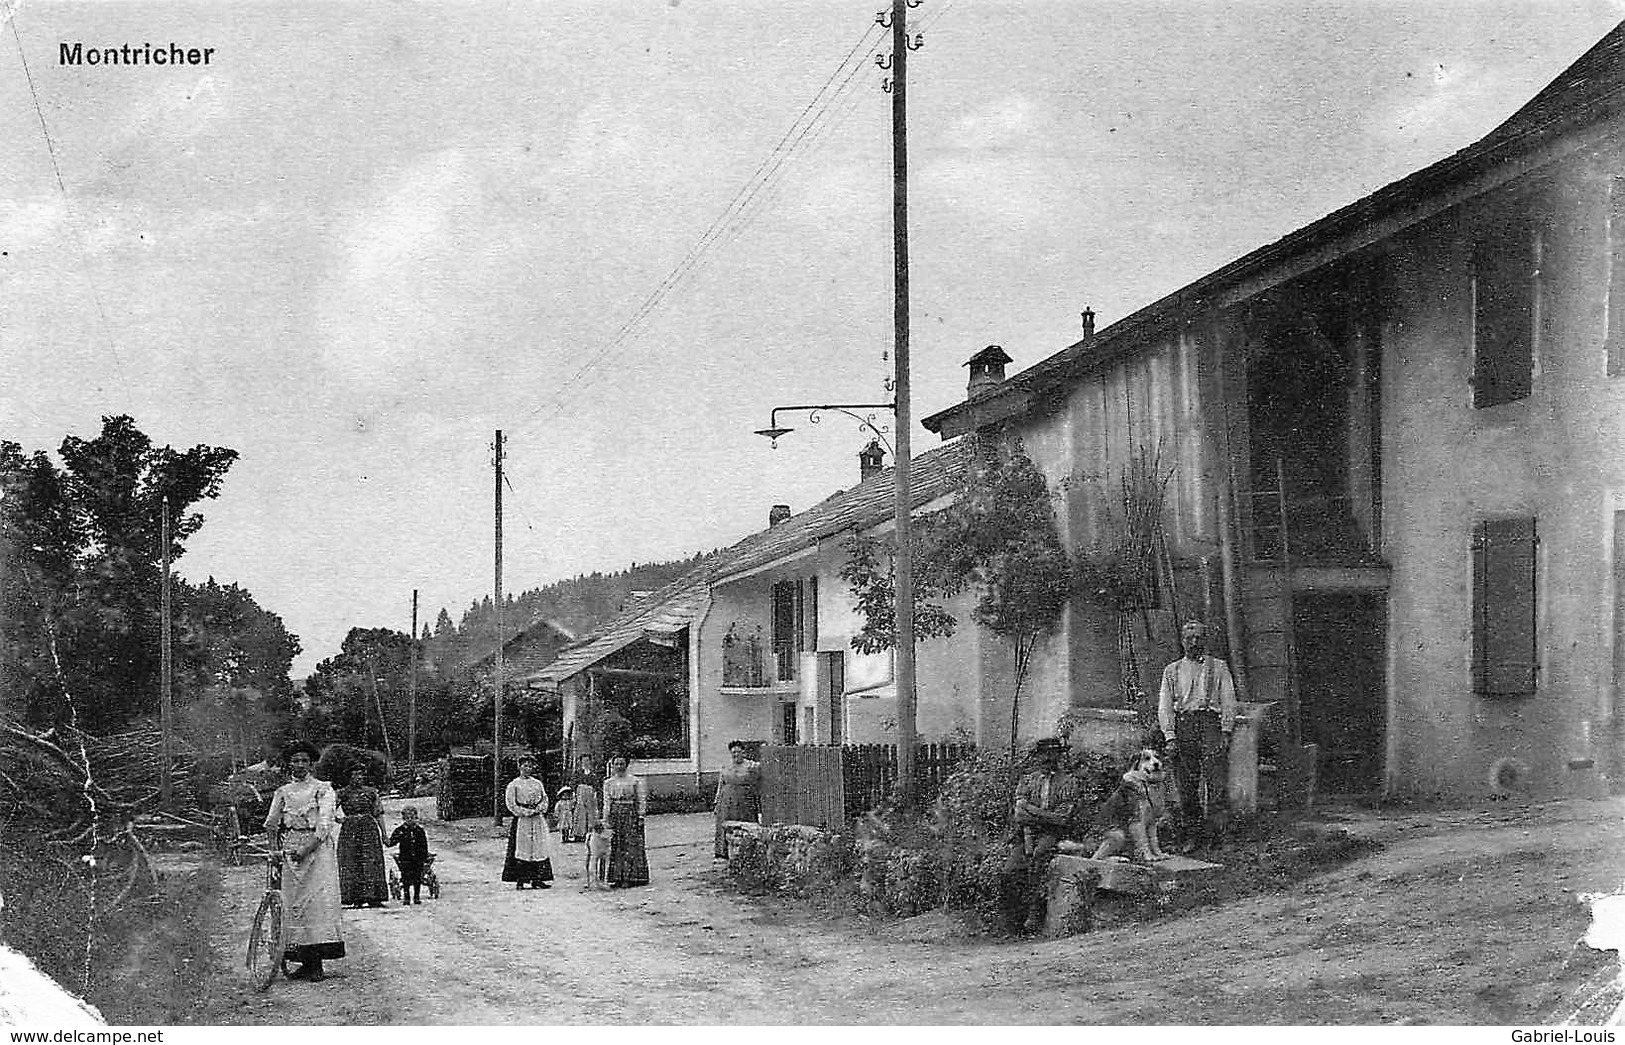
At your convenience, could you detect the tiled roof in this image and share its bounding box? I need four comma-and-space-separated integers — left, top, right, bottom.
464, 618, 577, 679
923, 19, 1625, 435
525, 438, 972, 687
527, 576, 711, 686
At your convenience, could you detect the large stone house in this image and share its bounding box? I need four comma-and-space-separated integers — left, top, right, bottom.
922, 20, 1625, 800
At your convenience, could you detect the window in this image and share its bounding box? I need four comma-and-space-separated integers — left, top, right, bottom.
1472, 517, 1538, 696
1472, 211, 1535, 407
1609, 178, 1625, 375
770, 577, 817, 682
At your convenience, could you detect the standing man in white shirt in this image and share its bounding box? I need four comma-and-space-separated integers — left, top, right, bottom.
1158, 620, 1238, 852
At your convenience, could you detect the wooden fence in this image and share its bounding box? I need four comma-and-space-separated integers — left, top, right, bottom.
759, 745, 844, 831
758, 743, 978, 829
841, 743, 976, 822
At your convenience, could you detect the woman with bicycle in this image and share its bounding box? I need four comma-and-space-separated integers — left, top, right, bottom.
265, 740, 345, 982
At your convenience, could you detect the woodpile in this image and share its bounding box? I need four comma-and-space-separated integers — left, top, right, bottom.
0, 719, 198, 934
83, 728, 199, 812
436, 754, 492, 820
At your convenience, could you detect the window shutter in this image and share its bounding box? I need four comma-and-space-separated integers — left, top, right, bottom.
794, 579, 806, 653
808, 576, 819, 651
1472, 215, 1534, 407
1472, 517, 1538, 695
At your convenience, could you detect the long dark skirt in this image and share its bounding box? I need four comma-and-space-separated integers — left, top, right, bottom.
605, 797, 650, 887
337, 815, 389, 906
501, 817, 554, 885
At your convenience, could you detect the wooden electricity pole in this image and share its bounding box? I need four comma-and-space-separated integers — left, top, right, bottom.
493, 429, 505, 825
890, 0, 918, 805
160, 496, 174, 808
408, 588, 419, 789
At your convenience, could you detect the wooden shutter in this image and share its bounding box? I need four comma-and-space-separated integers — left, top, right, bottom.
1472, 214, 1534, 407
1472, 517, 1538, 695
807, 576, 819, 651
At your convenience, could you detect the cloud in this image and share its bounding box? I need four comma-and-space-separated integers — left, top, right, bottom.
949, 93, 1045, 150
1369, 60, 1516, 149
127, 75, 229, 145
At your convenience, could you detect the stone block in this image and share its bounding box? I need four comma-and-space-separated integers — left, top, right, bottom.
1042, 850, 1224, 938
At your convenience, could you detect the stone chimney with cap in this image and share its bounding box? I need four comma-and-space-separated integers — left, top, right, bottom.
964, 344, 1013, 399
1081, 307, 1096, 338
769, 504, 791, 527
858, 439, 886, 482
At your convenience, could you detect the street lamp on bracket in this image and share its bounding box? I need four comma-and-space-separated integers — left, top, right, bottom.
753, 402, 896, 455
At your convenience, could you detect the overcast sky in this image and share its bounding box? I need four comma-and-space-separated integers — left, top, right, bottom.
4, 0, 1623, 675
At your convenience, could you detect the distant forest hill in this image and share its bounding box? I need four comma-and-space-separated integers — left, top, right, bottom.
422, 551, 710, 673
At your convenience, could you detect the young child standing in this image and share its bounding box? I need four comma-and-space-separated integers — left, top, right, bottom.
553, 786, 583, 843
386, 806, 430, 905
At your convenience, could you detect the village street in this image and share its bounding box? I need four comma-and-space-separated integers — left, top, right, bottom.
195, 795, 1625, 1025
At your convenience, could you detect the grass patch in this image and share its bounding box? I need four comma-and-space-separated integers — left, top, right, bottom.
90, 860, 222, 1024
0, 845, 221, 1023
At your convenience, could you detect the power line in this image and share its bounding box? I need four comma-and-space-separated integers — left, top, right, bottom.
511, 20, 886, 437
546, 35, 885, 414
8, 13, 131, 386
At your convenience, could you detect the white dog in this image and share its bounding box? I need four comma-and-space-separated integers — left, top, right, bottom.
584, 821, 613, 889
1091, 748, 1172, 863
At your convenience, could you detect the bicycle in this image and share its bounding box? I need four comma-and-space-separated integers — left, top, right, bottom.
245, 850, 288, 991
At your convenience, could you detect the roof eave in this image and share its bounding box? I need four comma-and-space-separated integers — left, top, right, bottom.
923, 85, 1625, 438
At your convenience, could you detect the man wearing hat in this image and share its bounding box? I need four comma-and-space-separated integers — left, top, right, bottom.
1158, 620, 1238, 852
999, 737, 1079, 935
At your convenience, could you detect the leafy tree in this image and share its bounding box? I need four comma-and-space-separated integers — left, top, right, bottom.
300, 627, 416, 762
843, 435, 1072, 760
0, 443, 83, 724
0, 416, 240, 732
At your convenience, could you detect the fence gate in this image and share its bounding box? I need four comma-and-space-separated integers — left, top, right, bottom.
759, 744, 844, 831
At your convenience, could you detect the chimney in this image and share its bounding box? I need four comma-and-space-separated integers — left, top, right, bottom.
1081, 307, 1096, 338
858, 439, 886, 481
769, 504, 791, 527
964, 344, 1013, 399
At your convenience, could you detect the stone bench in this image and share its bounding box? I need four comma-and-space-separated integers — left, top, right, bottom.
1041, 847, 1223, 937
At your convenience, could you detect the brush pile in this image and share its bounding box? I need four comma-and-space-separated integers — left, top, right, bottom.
0, 718, 196, 988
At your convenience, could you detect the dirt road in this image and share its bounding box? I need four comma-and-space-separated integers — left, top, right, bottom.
200, 795, 1625, 1024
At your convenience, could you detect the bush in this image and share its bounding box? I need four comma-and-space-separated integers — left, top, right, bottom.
314, 743, 387, 785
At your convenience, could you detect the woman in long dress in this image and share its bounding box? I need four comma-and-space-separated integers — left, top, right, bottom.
713, 740, 762, 859
570, 755, 602, 839
336, 766, 388, 907
264, 740, 344, 982
602, 754, 650, 888
501, 755, 555, 889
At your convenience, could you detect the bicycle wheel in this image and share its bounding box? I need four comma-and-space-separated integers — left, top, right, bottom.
246, 891, 284, 991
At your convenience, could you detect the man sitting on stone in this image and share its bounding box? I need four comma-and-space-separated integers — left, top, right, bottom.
999, 737, 1080, 936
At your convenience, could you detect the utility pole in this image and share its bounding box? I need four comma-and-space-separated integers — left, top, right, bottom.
160, 496, 174, 808
889, 0, 918, 805
365, 654, 395, 765
408, 588, 419, 791
493, 429, 505, 826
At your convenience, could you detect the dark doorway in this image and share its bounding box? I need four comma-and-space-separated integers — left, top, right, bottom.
781, 702, 799, 746
825, 651, 845, 746
1244, 296, 1381, 564
1293, 591, 1386, 794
